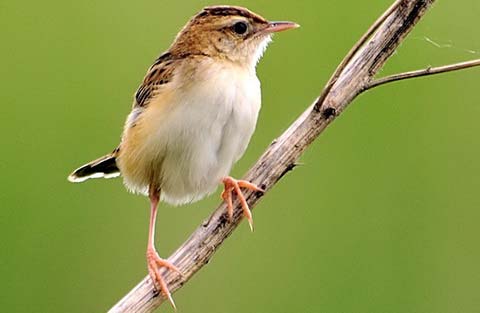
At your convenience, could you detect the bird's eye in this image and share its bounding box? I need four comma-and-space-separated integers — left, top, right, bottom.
232, 21, 248, 35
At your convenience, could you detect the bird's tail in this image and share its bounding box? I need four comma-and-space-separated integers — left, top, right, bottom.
68, 149, 120, 183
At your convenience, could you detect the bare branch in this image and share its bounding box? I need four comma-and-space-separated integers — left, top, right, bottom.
363, 59, 480, 91
316, 0, 403, 106
105, 1, 479, 312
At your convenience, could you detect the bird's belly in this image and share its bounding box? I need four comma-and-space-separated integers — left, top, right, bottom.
120, 70, 261, 205
160, 88, 260, 204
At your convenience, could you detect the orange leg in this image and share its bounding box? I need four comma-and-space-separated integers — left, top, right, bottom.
147, 188, 181, 309
221, 176, 264, 231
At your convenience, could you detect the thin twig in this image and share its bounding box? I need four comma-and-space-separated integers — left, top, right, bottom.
315, 0, 403, 110
363, 59, 480, 91
107, 1, 458, 312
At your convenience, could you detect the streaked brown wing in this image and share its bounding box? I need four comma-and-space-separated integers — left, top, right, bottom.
134, 52, 176, 108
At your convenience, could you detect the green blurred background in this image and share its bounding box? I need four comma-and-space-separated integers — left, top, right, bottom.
2, 0, 480, 312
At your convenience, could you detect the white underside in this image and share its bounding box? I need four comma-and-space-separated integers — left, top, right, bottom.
122, 61, 261, 205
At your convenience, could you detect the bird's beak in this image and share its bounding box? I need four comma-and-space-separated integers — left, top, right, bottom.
264, 21, 300, 33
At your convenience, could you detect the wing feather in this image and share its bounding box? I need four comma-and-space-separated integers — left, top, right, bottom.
133, 52, 176, 108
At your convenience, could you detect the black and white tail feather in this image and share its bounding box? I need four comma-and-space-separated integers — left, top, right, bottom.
68, 151, 120, 183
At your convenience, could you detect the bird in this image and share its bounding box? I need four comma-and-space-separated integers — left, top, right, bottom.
68, 5, 298, 308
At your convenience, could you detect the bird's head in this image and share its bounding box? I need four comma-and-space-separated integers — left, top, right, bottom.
169, 6, 299, 68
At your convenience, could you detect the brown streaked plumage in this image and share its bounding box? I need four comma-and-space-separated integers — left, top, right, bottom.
68, 6, 298, 308
135, 53, 175, 108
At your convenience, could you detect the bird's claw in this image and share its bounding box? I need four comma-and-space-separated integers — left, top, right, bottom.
221, 176, 264, 231
146, 248, 181, 310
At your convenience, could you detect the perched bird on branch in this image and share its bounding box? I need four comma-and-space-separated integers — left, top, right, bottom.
68, 5, 298, 308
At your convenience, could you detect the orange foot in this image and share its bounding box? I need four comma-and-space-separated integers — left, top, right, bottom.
146, 247, 181, 309
221, 176, 265, 231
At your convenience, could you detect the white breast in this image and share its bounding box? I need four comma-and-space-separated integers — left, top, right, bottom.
134, 61, 261, 205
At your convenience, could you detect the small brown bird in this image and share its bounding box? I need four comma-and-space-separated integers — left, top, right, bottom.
68, 5, 298, 307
